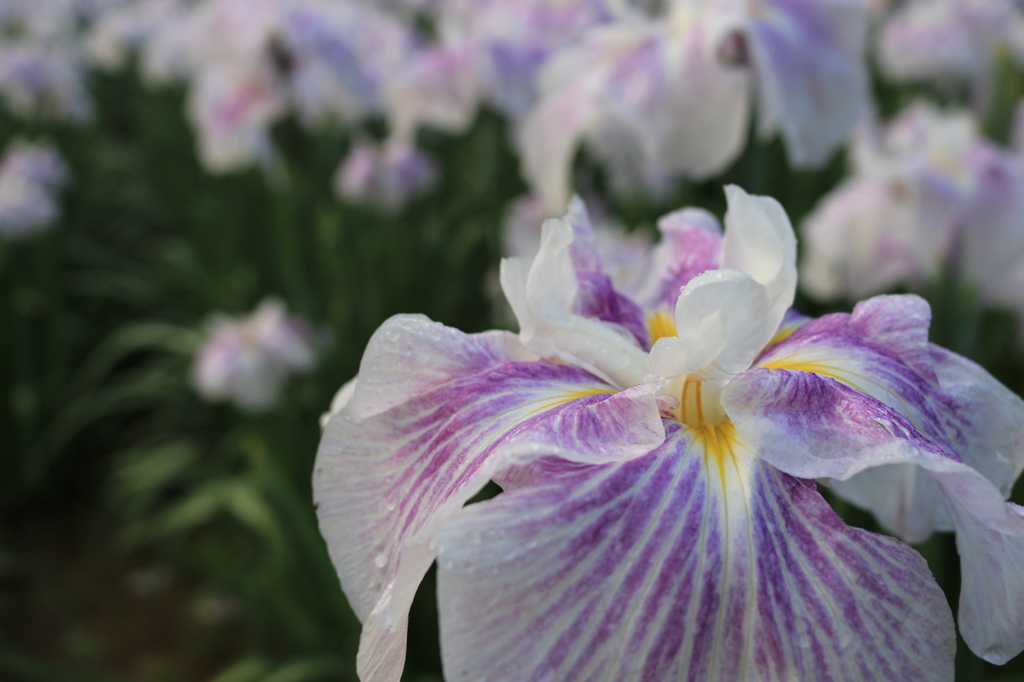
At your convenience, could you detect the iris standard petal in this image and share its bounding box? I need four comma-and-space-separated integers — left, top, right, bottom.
650, 269, 774, 381
720, 185, 797, 333
314, 316, 663, 681
500, 211, 650, 388
632, 207, 722, 314
435, 422, 954, 681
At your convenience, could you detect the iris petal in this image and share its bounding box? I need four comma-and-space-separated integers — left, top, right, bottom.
436, 423, 954, 681
720, 185, 798, 334
314, 315, 663, 681
632, 207, 722, 314
745, 0, 868, 166
501, 208, 650, 388
723, 366, 1024, 663
752, 295, 1024, 541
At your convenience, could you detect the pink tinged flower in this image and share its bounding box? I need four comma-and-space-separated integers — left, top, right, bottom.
191, 298, 318, 412
315, 185, 1024, 680
0, 140, 69, 239
877, 0, 1024, 109
384, 41, 483, 140
334, 137, 437, 211
520, 0, 869, 211
186, 65, 287, 173
800, 176, 946, 301
134, 0, 290, 172
801, 101, 1024, 310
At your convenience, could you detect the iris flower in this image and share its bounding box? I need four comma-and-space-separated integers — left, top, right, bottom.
0, 139, 68, 239
876, 0, 1024, 113
192, 298, 319, 412
800, 101, 1024, 321
315, 186, 1024, 681
519, 0, 869, 211
334, 136, 437, 211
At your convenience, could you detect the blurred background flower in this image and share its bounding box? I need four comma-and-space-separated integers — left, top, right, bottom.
191, 298, 320, 412
876, 0, 1024, 113
802, 101, 1024, 350
0, 139, 68, 239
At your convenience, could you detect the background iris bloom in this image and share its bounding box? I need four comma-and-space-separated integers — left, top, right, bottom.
519, 0, 869, 211
800, 101, 1024, 327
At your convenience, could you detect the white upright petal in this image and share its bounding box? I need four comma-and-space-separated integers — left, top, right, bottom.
649, 269, 774, 380
720, 185, 797, 332
500, 212, 650, 389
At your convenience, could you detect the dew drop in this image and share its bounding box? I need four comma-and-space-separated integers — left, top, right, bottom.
374, 553, 388, 568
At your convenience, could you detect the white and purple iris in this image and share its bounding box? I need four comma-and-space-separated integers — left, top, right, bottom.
315, 186, 1024, 681
519, 0, 869, 211
0, 0, 92, 122
876, 0, 1024, 112
0, 139, 69, 239
334, 137, 437, 212
800, 101, 1024, 323
192, 298, 319, 412
104, 0, 416, 173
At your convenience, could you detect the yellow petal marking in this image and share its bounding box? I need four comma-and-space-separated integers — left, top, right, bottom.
521, 384, 615, 419
757, 357, 850, 386
692, 419, 741, 480
647, 309, 678, 344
